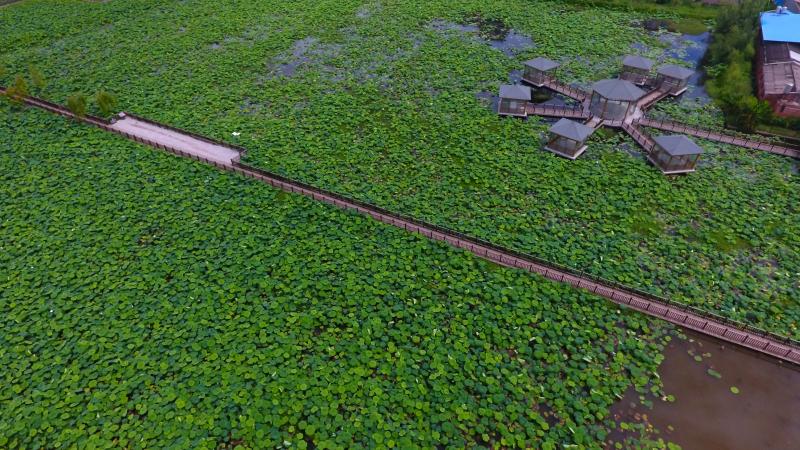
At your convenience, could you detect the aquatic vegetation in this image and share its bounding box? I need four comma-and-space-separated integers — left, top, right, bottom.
0, 106, 670, 448
1, 1, 797, 336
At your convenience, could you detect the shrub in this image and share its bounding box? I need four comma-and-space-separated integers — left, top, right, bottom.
66, 93, 87, 118
95, 90, 117, 117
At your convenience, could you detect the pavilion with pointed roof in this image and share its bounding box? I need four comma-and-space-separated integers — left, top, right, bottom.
621, 55, 655, 85
656, 65, 695, 95
498, 84, 531, 117
522, 57, 560, 87
588, 79, 646, 120
648, 135, 704, 174
544, 118, 596, 159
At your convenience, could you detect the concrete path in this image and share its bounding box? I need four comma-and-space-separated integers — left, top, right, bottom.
110, 115, 241, 165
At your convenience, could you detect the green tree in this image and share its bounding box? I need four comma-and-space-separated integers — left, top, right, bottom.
95, 90, 117, 117
705, 0, 774, 131
707, 56, 772, 131
66, 93, 87, 119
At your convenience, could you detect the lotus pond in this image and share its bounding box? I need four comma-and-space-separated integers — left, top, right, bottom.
0, 105, 681, 448
3, 0, 797, 337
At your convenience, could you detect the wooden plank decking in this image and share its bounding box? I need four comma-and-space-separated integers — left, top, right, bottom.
536, 77, 590, 102
525, 103, 589, 119
637, 87, 671, 110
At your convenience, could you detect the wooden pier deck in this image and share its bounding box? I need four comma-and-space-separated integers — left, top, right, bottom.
637, 87, 671, 110
622, 122, 656, 152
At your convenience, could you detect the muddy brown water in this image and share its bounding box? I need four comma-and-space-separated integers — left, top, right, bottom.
608, 329, 800, 449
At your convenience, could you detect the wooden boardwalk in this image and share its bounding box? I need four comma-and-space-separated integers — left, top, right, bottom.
524, 75, 800, 161
636, 87, 671, 110
622, 122, 656, 152
525, 103, 589, 119
536, 77, 590, 102
7, 89, 799, 366
639, 118, 800, 159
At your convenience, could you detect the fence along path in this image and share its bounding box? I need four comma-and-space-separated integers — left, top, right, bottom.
110, 114, 241, 165
538, 77, 590, 102
525, 103, 589, 119
5, 89, 799, 365
639, 118, 800, 159
622, 122, 656, 152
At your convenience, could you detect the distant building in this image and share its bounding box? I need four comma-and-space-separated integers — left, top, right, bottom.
757, 10, 800, 117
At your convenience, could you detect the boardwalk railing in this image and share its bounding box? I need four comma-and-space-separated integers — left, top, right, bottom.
525, 103, 589, 119
538, 77, 590, 102
6, 88, 800, 365
639, 118, 800, 159
121, 112, 248, 155
1, 87, 249, 155
624, 122, 656, 152
232, 162, 799, 364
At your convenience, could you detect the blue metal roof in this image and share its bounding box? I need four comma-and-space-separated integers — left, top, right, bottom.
761, 12, 800, 43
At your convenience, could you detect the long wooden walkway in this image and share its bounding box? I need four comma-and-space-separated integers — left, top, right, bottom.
639, 118, 800, 159
6, 89, 799, 365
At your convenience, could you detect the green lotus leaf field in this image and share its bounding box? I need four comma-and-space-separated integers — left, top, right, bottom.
2, 0, 796, 335
1, 106, 669, 448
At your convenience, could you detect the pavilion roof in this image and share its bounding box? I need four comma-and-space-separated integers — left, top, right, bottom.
654, 135, 704, 156
524, 57, 560, 72
549, 118, 595, 142
499, 84, 531, 100
591, 79, 646, 101
657, 64, 694, 80
622, 55, 655, 71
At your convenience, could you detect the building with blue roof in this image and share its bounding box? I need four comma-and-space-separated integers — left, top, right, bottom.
761, 11, 800, 43
757, 9, 800, 116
